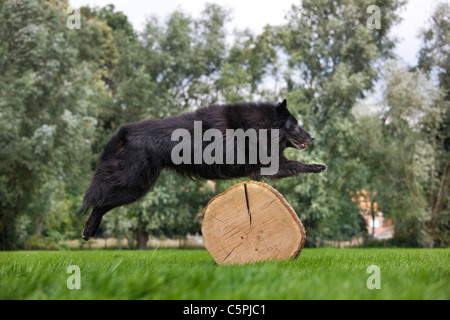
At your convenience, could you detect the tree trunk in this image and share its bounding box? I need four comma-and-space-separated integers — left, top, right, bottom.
371, 201, 375, 239
202, 181, 306, 265
136, 225, 148, 250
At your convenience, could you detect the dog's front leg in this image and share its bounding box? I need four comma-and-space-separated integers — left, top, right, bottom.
271, 160, 327, 178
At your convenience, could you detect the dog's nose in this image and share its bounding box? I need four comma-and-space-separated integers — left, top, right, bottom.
310, 136, 315, 142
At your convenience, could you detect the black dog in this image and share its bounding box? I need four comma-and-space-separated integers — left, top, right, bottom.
79, 99, 327, 240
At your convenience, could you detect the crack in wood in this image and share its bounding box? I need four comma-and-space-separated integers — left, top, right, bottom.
223, 240, 244, 263
212, 216, 225, 223
244, 183, 252, 227
260, 199, 276, 212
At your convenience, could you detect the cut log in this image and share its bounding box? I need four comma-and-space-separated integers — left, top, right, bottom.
202, 181, 306, 265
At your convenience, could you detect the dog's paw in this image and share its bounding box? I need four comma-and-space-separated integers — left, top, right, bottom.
310, 164, 328, 173
82, 231, 90, 241
82, 228, 92, 241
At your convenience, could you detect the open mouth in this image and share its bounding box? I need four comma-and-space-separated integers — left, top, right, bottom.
289, 137, 307, 150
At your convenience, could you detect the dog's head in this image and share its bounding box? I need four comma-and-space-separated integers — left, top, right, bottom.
276, 99, 314, 150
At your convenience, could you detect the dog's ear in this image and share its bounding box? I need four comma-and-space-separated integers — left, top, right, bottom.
276, 99, 288, 114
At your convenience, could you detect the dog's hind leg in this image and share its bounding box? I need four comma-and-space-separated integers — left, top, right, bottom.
82, 206, 111, 241
81, 162, 161, 241
81, 179, 155, 241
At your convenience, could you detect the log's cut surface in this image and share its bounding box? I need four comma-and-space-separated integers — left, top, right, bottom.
202, 181, 306, 265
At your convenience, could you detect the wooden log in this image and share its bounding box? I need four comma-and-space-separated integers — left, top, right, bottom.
202, 181, 306, 265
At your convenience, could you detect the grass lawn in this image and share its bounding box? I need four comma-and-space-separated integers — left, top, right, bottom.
0, 248, 448, 299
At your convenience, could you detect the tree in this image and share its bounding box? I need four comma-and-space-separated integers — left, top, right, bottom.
97, 4, 230, 248
417, 2, 450, 246
2, 0, 443, 250
268, 0, 405, 246
216, 25, 281, 102
0, 0, 106, 249
138, 4, 229, 114
359, 60, 444, 247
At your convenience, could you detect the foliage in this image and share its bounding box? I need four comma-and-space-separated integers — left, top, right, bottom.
269, 0, 406, 246
0, 0, 447, 249
417, 1, 450, 246
0, 0, 102, 249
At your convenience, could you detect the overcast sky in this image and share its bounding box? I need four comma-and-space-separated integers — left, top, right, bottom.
69, 0, 445, 67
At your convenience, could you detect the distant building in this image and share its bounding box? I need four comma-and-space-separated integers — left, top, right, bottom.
360, 211, 394, 240
350, 189, 394, 240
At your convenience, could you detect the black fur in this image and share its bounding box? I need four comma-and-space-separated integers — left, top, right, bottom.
79, 99, 327, 240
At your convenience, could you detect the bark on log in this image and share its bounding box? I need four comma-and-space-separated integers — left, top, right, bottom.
202, 181, 306, 265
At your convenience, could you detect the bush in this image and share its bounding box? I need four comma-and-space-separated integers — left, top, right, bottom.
25, 235, 60, 250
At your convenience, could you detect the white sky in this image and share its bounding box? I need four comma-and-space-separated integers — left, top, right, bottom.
69, 0, 446, 67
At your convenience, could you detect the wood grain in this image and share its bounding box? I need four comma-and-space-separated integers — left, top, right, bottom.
202, 181, 306, 265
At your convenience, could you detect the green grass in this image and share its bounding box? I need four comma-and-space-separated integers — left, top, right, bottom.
0, 248, 448, 299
